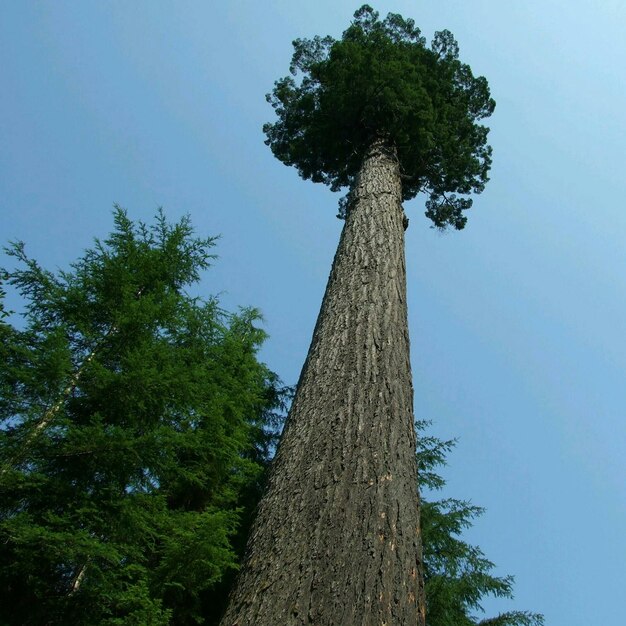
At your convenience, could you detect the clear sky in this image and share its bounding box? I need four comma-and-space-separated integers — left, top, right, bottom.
2, 2, 625, 623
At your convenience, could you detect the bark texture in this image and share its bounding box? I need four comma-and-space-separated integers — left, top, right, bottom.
221, 142, 425, 626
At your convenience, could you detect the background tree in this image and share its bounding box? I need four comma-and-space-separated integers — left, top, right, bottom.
0, 208, 285, 625
221, 5, 494, 626
415, 422, 543, 626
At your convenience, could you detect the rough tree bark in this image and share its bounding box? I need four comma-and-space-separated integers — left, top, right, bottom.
220, 141, 425, 626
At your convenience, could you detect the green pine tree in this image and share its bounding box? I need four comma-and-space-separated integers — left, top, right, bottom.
0, 207, 285, 625
416, 422, 544, 626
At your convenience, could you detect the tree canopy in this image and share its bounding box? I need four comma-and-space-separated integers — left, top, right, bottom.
0, 208, 285, 625
263, 4, 495, 229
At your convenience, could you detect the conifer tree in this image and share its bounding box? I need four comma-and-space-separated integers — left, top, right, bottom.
0, 208, 284, 625
221, 6, 494, 625
415, 422, 543, 626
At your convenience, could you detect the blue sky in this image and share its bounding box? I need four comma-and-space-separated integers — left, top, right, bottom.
2, 2, 625, 623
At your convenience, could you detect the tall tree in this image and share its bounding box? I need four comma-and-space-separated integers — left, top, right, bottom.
0, 208, 284, 625
221, 5, 494, 625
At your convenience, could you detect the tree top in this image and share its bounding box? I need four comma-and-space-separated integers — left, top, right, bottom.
263, 5, 496, 229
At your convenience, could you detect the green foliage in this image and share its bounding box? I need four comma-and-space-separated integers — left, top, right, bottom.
416, 422, 543, 626
0, 207, 285, 625
264, 5, 495, 229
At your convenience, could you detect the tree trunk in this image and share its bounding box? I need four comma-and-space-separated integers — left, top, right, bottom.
1, 326, 116, 476
220, 140, 425, 625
